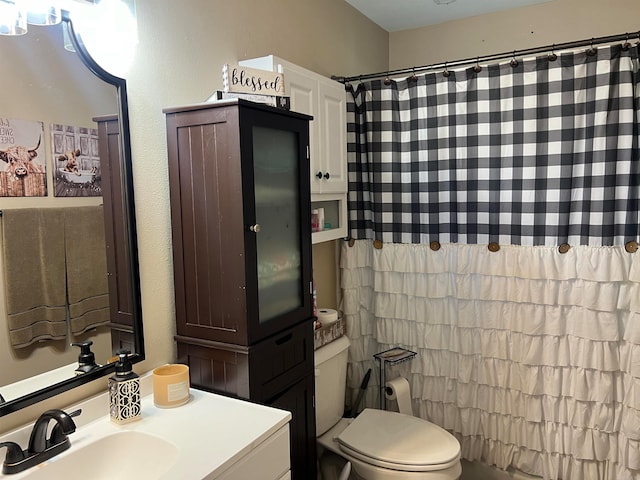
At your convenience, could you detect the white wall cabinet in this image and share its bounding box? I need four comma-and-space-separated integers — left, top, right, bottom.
239, 55, 348, 243
314, 80, 347, 194
240, 55, 347, 194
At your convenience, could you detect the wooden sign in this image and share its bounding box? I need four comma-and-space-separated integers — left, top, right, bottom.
222, 63, 285, 96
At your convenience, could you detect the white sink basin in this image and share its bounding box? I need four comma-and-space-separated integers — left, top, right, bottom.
0, 373, 291, 479
23, 431, 179, 480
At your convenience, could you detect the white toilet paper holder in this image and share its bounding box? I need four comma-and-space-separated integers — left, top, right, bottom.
373, 347, 417, 410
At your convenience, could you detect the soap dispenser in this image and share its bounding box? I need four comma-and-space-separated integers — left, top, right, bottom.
71, 341, 100, 375
108, 350, 141, 424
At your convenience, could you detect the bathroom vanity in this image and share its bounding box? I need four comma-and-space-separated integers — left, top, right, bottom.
0, 374, 291, 479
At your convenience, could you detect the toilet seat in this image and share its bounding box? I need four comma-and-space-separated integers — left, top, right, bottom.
336, 409, 460, 472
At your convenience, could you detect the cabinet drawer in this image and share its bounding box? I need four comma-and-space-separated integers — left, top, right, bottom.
177, 319, 314, 401
177, 339, 251, 398
216, 425, 290, 480
249, 320, 314, 401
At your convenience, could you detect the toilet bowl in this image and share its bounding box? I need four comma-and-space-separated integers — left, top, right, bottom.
314, 336, 461, 480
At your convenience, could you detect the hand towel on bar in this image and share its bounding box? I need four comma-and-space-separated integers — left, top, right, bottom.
64, 206, 110, 336
1, 208, 67, 348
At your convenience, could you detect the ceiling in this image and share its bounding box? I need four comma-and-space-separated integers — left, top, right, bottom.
344, 0, 554, 32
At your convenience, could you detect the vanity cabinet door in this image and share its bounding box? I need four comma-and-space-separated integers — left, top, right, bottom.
217, 425, 290, 480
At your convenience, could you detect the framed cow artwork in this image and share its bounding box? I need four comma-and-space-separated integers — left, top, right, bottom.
50, 123, 102, 197
0, 118, 47, 197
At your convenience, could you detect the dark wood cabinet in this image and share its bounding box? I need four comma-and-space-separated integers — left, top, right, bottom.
165, 100, 316, 480
94, 115, 135, 353
269, 372, 317, 479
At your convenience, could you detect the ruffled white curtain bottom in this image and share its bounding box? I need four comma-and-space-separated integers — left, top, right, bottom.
341, 240, 640, 480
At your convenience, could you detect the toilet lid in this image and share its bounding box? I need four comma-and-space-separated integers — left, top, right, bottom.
337, 409, 460, 470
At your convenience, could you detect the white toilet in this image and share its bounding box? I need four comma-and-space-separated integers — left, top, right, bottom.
315, 336, 462, 480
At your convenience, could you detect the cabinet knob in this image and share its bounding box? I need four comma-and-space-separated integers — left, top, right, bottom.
323, 172, 330, 180
316, 171, 323, 179
249, 224, 261, 233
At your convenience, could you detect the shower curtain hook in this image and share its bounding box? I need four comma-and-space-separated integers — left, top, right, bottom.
548, 44, 557, 61
587, 37, 597, 56
443, 62, 450, 78
510, 50, 519, 68
623, 32, 631, 50
409, 67, 418, 83
473, 57, 482, 73
384, 72, 392, 86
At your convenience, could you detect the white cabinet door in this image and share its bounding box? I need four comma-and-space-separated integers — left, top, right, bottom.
216, 425, 290, 480
283, 68, 320, 190
317, 80, 347, 194
239, 55, 347, 195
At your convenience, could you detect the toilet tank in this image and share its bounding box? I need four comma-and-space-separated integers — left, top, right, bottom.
314, 336, 351, 436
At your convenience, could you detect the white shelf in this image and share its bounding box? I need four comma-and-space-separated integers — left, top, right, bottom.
311, 193, 348, 244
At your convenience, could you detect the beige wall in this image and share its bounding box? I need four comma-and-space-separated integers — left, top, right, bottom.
0, 0, 387, 432
129, 0, 386, 379
313, 242, 340, 310
389, 0, 639, 70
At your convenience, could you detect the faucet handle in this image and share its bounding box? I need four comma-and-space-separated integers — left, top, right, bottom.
0, 442, 25, 465
49, 409, 82, 446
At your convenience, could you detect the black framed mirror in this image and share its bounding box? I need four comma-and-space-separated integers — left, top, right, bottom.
0, 10, 143, 416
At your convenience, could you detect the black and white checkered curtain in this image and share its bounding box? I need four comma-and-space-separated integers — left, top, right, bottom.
347, 43, 640, 246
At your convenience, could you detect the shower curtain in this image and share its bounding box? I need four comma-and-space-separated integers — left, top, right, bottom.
342, 42, 640, 480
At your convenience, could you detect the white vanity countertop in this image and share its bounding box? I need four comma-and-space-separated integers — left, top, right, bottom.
0, 373, 291, 479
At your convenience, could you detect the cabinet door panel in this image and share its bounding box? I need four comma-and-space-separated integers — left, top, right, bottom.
217, 425, 290, 480
284, 70, 320, 192
268, 374, 316, 480
318, 82, 347, 193
252, 126, 304, 323
95, 117, 133, 327
239, 107, 313, 344
167, 107, 248, 344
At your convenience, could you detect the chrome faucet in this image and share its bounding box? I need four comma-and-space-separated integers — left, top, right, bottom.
0, 409, 81, 475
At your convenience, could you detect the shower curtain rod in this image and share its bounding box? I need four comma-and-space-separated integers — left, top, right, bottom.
331, 31, 639, 85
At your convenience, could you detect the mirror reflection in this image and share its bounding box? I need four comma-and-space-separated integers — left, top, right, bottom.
0, 17, 142, 411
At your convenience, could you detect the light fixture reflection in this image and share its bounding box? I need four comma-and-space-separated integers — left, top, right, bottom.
0, 0, 28, 35
1, 0, 138, 75
72, 0, 138, 76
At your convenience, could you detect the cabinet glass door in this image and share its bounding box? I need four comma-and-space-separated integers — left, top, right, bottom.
252, 126, 302, 323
